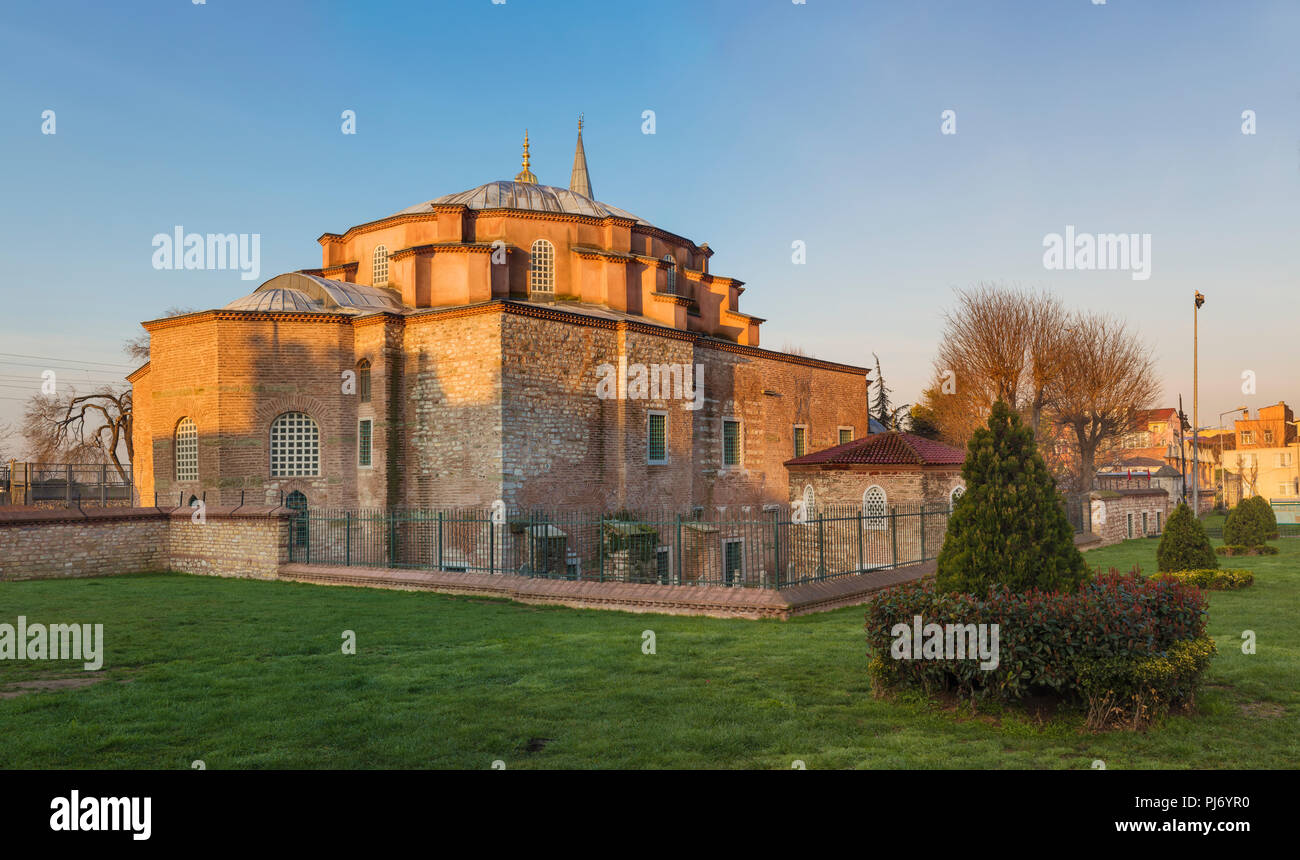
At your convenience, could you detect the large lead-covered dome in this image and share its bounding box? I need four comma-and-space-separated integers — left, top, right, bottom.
395, 180, 651, 227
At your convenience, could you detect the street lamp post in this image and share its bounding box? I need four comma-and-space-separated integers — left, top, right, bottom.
1193, 292, 1204, 516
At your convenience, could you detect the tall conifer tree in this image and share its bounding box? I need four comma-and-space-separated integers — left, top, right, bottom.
936, 400, 1088, 593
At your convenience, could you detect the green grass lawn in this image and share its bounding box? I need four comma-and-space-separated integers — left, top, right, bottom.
1, 536, 1297, 769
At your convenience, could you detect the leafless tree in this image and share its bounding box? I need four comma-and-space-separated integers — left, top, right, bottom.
21, 388, 133, 480
1053, 312, 1160, 490
123, 306, 197, 364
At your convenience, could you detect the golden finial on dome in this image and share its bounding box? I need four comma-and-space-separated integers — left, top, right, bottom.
515, 129, 538, 184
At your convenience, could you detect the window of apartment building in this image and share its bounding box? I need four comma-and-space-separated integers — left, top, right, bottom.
358, 419, 373, 468
270, 412, 320, 477
1242, 431, 1254, 444
838, 427, 854, 446
722, 419, 741, 467
793, 425, 807, 458
174, 417, 198, 482
1277, 453, 1293, 468
529, 239, 555, 296
356, 359, 371, 403
1278, 484, 1293, 497
1264, 429, 1274, 444
647, 412, 667, 464
1241, 453, 1254, 467
723, 539, 743, 586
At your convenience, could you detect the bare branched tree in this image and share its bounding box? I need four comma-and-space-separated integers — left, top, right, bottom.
1053, 312, 1160, 490
22, 388, 133, 480
123, 306, 197, 364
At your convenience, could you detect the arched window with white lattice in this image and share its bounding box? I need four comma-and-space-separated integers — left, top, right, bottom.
802, 484, 815, 514
663, 254, 677, 294
863, 485, 887, 531
175, 417, 198, 482
949, 484, 965, 511
372, 245, 389, 288
270, 412, 320, 477
530, 239, 555, 296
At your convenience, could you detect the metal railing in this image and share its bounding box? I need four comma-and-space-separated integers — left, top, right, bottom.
1, 461, 134, 507
287, 495, 1092, 589
288, 503, 951, 588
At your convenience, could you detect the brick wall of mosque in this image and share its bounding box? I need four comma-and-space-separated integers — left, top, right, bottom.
132, 304, 869, 513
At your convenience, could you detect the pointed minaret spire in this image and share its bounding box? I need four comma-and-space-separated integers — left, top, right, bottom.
515, 129, 538, 184
569, 113, 593, 199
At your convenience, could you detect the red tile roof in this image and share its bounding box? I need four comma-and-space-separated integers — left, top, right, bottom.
785, 431, 966, 467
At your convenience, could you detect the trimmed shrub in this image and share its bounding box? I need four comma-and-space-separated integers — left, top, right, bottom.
1224, 496, 1277, 547
1157, 568, 1254, 590
1078, 637, 1217, 730
1216, 544, 1279, 556
1156, 502, 1218, 571
935, 400, 1087, 594
865, 571, 1208, 704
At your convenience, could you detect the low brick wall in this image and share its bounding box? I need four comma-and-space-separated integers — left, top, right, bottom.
0, 505, 291, 581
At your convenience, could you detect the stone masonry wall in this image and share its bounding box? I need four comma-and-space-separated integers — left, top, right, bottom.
0, 506, 291, 581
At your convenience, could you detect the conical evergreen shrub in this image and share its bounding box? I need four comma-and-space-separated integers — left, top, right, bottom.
935, 401, 1088, 594
1157, 502, 1218, 571
1225, 496, 1279, 546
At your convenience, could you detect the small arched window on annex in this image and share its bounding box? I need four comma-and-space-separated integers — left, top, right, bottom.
663, 254, 678, 294
949, 484, 966, 512
356, 358, 372, 403
372, 245, 389, 288
529, 239, 555, 298
286, 490, 309, 551
175, 417, 198, 482
270, 412, 320, 478
801, 484, 815, 516
863, 484, 887, 531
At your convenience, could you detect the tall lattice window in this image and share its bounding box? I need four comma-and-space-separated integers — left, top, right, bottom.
357, 359, 372, 403
175, 417, 198, 482
663, 254, 677, 293
530, 239, 554, 296
358, 419, 373, 468
863, 485, 887, 531
372, 245, 389, 288
647, 412, 667, 464
793, 425, 807, 458
722, 419, 741, 467
270, 412, 320, 477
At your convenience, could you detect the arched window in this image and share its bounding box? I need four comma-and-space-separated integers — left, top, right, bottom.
175, 417, 198, 482
356, 359, 372, 403
949, 484, 965, 511
372, 245, 389, 288
529, 239, 554, 296
286, 490, 308, 550
802, 484, 815, 514
663, 254, 677, 294
863, 485, 887, 531
270, 412, 320, 477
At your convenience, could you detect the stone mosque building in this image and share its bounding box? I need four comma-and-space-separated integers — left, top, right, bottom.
129, 123, 877, 512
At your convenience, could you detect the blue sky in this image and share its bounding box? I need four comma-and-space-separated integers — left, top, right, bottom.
1, 0, 1297, 444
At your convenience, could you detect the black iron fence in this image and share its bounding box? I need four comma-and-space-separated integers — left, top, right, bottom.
289, 495, 1092, 589
1, 461, 134, 507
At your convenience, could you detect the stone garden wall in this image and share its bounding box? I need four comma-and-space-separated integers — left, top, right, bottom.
0, 506, 291, 582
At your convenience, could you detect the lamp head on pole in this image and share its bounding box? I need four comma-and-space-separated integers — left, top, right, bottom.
1195, 291, 1205, 309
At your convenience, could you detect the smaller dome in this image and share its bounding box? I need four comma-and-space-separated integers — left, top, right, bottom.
224, 288, 324, 312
